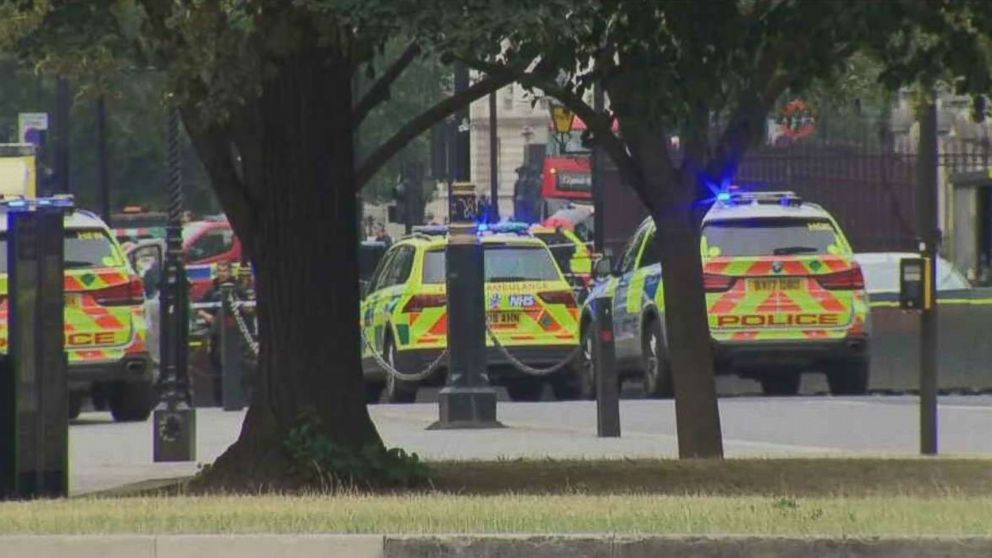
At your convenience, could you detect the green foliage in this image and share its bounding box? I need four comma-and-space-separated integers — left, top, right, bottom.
357, 39, 449, 202
0, 55, 216, 214
285, 412, 430, 490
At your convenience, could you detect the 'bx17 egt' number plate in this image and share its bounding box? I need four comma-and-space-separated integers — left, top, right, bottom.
486, 311, 520, 325
749, 278, 802, 292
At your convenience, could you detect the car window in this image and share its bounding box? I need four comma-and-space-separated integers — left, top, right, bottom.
0, 228, 124, 272
383, 246, 414, 287
187, 228, 233, 261
533, 231, 576, 274
639, 230, 661, 269
703, 218, 843, 257
620, 227, 648, 274
368, 248, 398, 293
422, 245, 561, 284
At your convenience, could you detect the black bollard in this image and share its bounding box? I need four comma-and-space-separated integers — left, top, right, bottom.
220, 284, 245, 411
430, 182, 502, 429
595, 297, 620, 438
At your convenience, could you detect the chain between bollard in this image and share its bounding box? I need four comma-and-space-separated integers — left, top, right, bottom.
360, 329, 448, 382
484, 322, 581, 376
224, 292, 260, 357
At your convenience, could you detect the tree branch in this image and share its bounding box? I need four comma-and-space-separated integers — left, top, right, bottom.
181, 109, 258, 254
470, 58, 646, 202
355, 72, 513, 189
353, 41, 421, 125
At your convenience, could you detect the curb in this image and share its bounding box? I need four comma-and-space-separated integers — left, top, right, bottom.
2, 534, 992, 558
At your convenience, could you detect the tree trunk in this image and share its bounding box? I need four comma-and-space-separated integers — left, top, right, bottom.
195, 48, 382, 490
637, 135, 724, 460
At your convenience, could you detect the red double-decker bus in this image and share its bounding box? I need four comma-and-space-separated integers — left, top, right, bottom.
540, 117, 592, 217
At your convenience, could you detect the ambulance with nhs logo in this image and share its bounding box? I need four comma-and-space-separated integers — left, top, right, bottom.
360, 223, 581, 403
581, 191, 870, 397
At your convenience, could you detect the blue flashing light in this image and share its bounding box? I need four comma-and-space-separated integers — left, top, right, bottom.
477, 223, 489, 232
716, 192, 732, 203
7, 200, 27, 208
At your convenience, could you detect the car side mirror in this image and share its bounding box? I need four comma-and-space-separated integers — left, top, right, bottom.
593, 256, 614, 280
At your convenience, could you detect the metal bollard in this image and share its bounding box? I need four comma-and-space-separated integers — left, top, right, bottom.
219, 285, 245, 411
595, 297, 620, 438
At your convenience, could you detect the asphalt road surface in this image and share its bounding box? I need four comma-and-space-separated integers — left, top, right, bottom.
69, 393, 992, 496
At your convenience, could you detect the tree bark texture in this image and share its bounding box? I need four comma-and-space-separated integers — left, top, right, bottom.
631, 131, 725, 459
194, 48, 382, 489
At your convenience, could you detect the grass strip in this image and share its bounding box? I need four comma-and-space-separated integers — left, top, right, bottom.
1, 494, 991, 535
428, 457, 992, 497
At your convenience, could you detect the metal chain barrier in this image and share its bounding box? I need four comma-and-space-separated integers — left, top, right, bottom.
360, 329, 448, 382
226, 293, 260, 357
484, 322, 582, 376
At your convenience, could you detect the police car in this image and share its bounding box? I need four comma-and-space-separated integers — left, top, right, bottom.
582, 191, 870, 397
0, 209, 155, 421
360, 223, 581, 402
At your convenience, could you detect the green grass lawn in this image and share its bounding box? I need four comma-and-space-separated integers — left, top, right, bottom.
4, 458, 991, 535
2, 494, 991, 535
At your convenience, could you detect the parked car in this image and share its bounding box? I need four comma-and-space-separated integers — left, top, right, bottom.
854, 252, 971, 294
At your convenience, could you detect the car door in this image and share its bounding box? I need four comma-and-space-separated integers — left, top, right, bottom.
612, 226, 649, 359
361, 247, 398, 360
375, 246, 415, 346
629, 228, 663, 360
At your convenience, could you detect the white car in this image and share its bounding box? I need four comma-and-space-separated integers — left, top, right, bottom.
853, 252, 971, 294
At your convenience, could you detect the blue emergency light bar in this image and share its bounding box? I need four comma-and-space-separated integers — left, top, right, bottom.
717, 190, 802, 207
0, 194, 75, 211
411, 221, 532, 237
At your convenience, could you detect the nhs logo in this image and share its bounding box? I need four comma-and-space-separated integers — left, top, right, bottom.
508, 294, 535, 308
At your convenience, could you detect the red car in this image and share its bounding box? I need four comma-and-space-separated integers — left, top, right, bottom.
184, 218, 244, 301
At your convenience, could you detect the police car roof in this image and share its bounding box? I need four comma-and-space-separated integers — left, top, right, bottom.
402, 233, 545, 249
703, 201, 831, 222
0, 208, 109, 232
702, 192, 831, 222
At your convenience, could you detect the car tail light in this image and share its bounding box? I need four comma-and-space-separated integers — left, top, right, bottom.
94, 277, 145, 306
703, 273, 735, 292
403, 294, 447, 313
539, 290, 577, 308
817, 265, 865, 290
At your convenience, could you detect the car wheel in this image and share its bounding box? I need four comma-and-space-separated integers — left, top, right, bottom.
826, 359, 869, 396
109, 380, 156, 422
504, 377, 544, 402
641, 318, 673, 398
382, 337, 418, 404
551, 324, 596, 400
759, 371, 801, 396
68, 392, 83, 420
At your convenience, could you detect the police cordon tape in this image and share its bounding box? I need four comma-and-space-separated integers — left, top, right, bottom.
360, 329, 448, 382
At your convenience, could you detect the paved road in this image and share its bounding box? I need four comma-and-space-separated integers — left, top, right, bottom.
70, 394, 992, 495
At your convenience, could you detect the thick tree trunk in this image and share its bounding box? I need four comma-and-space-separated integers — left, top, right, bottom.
196, 48, 381, 490
637, 135, 724, 460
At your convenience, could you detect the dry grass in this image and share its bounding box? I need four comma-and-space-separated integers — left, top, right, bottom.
429, 457, 992, 497
1, 493, 991, 535
4, 457, 991, 535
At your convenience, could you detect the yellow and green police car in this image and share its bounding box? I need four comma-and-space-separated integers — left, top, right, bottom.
529, 224, 593, 291
0, 209, 155, 421
581, 191, 870, 397
360, 224, 581, 403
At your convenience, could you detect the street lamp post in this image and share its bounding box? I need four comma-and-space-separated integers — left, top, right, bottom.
153, 105, 196, 462
430, 182, 502, 430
